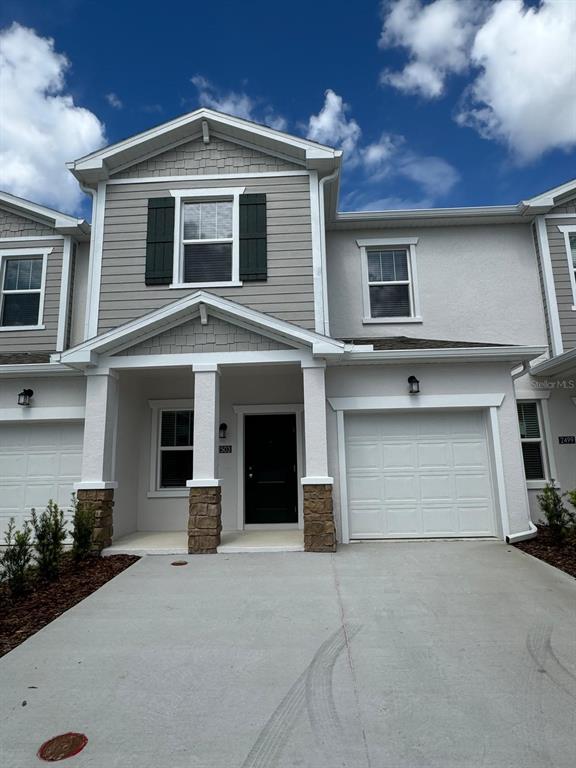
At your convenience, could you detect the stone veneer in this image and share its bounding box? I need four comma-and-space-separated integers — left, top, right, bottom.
303, 484, 337, 552
188, 486, 222, 554
76, 489, 114, 552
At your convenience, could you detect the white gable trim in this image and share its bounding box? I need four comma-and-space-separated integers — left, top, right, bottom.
56, 291, 345, 365
0, 191, 87, 231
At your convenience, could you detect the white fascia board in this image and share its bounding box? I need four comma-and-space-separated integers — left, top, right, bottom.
335, 204, 523, 224
530, 347, 576, 376
0, 190, 86, 230
339, 345, 547, 365
328, 394, 506, 411
59, 290, 345, 363
0, 406, 85, 422
69, 108, 337, 174
522, 178, 576, 210
0, 363, 82, 377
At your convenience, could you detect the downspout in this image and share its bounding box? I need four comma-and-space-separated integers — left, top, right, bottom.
511, 361, 530, 380
318, 169, 339, 337
506, 522, 538, 544
80, 183, 96, 342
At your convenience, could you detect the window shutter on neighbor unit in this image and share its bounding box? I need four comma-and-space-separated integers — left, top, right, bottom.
145, 197, 175, 285
239, 193, 267, 281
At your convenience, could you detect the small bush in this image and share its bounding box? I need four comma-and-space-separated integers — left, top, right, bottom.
71, 494, 95, 562
537, 481, 576, 546
31, 500, 67, 580
0, 518, 34, 598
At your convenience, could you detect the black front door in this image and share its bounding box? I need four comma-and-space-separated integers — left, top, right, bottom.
244, 414, 298, 524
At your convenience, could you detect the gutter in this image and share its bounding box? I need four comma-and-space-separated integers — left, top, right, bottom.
506, 521, 538, 544
340, 345, 547, 365
318, 169, 339, 336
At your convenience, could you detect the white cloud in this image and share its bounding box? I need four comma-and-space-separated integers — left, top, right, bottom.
380, 0, 576, 161
0, 23, 106, 213
307, 91, 459, 208
458, 0, 576, 161
105, 92, 123, 109
380, 0, 483, 98
307, 89, 361, 157
191, 75, 287, 131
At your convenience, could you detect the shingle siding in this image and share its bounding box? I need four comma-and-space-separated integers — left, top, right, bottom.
115, 315, 292, 355
0, 238, 63, 353
98, 174, 315, 333
110, 135, 301, 179
0, 207, 55, 238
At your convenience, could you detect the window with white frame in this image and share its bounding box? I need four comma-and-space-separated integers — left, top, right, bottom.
558, 225, 576, 307
357, 238, 420, 322
182, 199, 233, 283
517, 401, 547, 481
158, 409, 194, 488
0, 254, 45, 328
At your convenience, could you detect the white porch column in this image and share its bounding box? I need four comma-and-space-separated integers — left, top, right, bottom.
76, 371, 119, 489
187, 364, 220, 487
301, 361, 332, 484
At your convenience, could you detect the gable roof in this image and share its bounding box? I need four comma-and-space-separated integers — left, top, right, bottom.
67, 108, 342, 184
522, 178, 576, 211
56, 291, 346, 366
0, 190, 90, 237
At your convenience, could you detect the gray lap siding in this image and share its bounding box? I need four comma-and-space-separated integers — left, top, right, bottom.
546, 216, 576, 349
0, 238, 63, 353
98, 175, 316, 333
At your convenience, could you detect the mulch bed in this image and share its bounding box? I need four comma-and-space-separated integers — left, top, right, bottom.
514, 526, 576, 579
0, 554, 139, 658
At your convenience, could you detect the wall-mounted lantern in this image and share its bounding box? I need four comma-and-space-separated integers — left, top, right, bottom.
407, 376, 420, 395
219, 422, 228, 439
18, 388, 34, 407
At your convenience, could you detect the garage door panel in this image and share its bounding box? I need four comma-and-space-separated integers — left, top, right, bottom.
0, 423, 83, 539
420, 474, 454, 501
347, 473, 382, 502
417, 442, 451, 468
382, 442, 415, 469
386, 474, 418, 501
346, 411, 495, 538
347, 441, 380, 470
386, 506, 420, 534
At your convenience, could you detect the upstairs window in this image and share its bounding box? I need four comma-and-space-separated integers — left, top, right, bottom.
517, 401, 546, 481
357, 238, 421, 323
158, 409, 194, 488
558, 226, 576, 308
570, 232, 576, 301
0, 253, 46, 329
182, 200, 233, 283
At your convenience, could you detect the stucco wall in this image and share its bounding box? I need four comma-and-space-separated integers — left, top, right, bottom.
326, 223, 547, 345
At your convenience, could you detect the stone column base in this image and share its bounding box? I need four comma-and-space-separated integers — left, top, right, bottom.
188, 486, 222, 554
76, 489, 114, 552
303, 484, 337, 552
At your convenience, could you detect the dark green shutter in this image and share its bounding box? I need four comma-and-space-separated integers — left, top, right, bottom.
239, 193, 267, 281
145, 197, 175, 285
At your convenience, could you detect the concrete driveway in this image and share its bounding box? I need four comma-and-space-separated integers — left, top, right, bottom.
1, 542, 575, 768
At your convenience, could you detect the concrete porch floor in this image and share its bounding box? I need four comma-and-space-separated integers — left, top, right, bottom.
102, 529, 304, 555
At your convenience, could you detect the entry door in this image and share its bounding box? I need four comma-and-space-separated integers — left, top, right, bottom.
244, 414, 298, 524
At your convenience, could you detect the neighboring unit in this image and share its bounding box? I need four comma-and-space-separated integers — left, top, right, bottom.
1, 109, 573, 554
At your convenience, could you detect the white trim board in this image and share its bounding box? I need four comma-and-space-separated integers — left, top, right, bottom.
56, 236, 73, 352
106, 170, 310, 186
0, 406, 85, 422
233, 404, 304, 532
535, 216, 564, 356
85, 181, 106, 339
328, 394, 506, 412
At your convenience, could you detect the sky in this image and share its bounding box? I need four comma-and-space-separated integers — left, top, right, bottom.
0, 0, 575, 218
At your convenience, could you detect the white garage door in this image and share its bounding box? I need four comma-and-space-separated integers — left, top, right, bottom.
345, 411, 495, 538
0, 423, 83, 539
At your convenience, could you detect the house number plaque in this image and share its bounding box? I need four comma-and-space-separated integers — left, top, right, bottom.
219, 445, 232, 454
558, 436, 575, 444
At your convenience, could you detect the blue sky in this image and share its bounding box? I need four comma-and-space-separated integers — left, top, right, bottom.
0, 0, 574, 216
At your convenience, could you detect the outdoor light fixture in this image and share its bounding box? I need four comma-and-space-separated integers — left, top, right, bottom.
219, 422, 228, 439
18, 388, 34, 407
407, 376, 420, 395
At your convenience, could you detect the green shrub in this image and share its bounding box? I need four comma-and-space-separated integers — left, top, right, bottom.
71, 494, 94, 562
0, 518, 34, 597
566, 489, 576, 511
31, 500, 67, 580
537, 481, 576, 546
